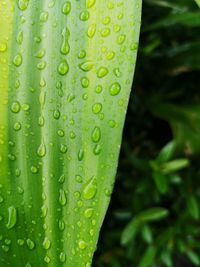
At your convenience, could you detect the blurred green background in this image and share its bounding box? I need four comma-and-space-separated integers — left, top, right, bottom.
94, 0, 200, 266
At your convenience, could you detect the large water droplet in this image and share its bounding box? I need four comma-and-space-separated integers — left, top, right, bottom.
83, 176, 97, 200
6, 206, 17, 229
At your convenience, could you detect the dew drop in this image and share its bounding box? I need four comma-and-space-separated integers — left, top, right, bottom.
11, 101, 21, 113
61, 27, 70, 55
91, 127, 101, 143
62, 1, 71, 15
92, 103, 102, 114
18, 0, 29, 11
43, 237, 51, 250
13, 54, 23, 67
78, 240, 87, 250
86, 0, 96, 8
109, 82, 121, 96
58, 60, 69, 75
87, 24, 96, 38
6, 206, 17, 230
59, 189, 67, 206
59, 252, 66, 263
83, 176, 97, 200
37, 143, 46, 157
26, 239, 35, 250
97, 67, 108, 78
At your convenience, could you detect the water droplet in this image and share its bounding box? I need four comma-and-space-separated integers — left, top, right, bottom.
79, 10, 90, 21
6, 206, 17, 229
58, 60, 69, 75
14, 122, 21, 131
79, 61, 93, 72
59, 252, 66, 262
43, 237, 51, 250
58, 174, 65, 184
59, 189, 67, 206
78, 50, 86, 59
86, 0, 96, 8
92, 103, 102, 114
81, 77, 90, 88
78, 148, 84, 161
109, 82, 121, 96
78, 240, 87, 250
17, 239, 25, 246
93, 144, 101, 155
44, 256, 51, 263
37, 143, 46, 157
31, 166, 38, 174
18, 0, 29, 11
95, 85, 103, 94
87, 24, 96, 38
117, 34, 126, 45
101, 27, 110, 37
26, 239, 35, 250
83, 176, 97, 200
62, 1, 71, 15
40, 11, 49, 22
53, 109, 60, 119
60, 144, 68, 154
57, 129, 65, 137
11, 101, 21, 113
61, 27, 70, 55
0, 42, 7, 52
97, 67, 108, 78
13, 53, 23, 66
76, 175, 83, 183
37, 61, 46, 70
92, 127, 101, 143
84, 208, 94, 218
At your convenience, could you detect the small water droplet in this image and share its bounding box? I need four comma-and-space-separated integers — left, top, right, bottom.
13, 53, 23, 67
26, 239, 35, 250
97, 67, 108, 78
59, 189, 67, 206
109, 82, 121, 96
37, 143, 46, 157
91, 127, 101, 143
78, 240, 87, 250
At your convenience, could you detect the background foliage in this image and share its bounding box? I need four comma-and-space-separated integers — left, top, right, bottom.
94, 0, 200, 266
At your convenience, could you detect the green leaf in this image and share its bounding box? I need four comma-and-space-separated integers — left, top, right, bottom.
139, 246, 157, 267
121, 208, 169, 245
136, 207, 169, 222
121, 220, 140, 245
160, 159, 190, 174
145, 12, 200, 30
157, 141, 177, 163
187, 251, 200, 266
195, 0, 200, 8
150, 102, 200, 154
153, 171, 168, 194
0, 1, 142, 266
141, 224, 153, 244
187, 196, 199, 220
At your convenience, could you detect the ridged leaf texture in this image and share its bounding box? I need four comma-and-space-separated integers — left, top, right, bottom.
0, 1, 142, 266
